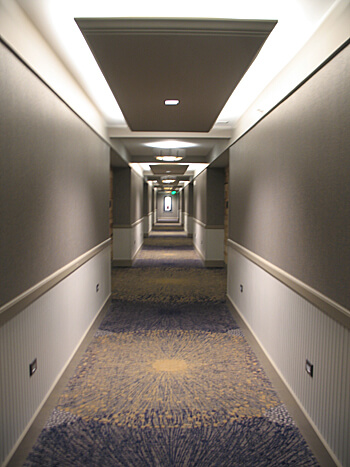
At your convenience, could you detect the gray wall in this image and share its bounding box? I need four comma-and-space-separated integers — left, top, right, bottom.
193, 170, 207, 224
193, 168, 225, 226
184, 183, 193, 216
0, 41, 110, 308
143, 182, 153, 216
229, 43, 350, 310
130, 169, 144, 224
113, 167, 144, 226
143, 182, 149, 217
207, 168, 225, 226
113, 168, 131, 225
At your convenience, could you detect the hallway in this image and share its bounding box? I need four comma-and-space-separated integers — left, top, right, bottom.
1, 4, 349, 466
20, 230, 319, 466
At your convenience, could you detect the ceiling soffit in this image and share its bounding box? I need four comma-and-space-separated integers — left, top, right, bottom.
150, 164, 189, 175
75, 18, 277, 132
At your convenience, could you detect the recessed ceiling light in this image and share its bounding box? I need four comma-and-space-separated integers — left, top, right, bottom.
146, 141, 196, 149
164, 99, 180, 106
156, 156, 183, 162
162, 179, 176, 184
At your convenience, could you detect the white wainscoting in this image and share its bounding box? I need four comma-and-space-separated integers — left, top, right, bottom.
193, 219, 205, 259
179, 208, 184, 226
148, 213, 153, 235
206, 228, 224, 261
193, 219, 224, 266
0, 245, 111, 466
143, 216, 149, 237
113, 227, 132, 262
113, 219, 144, 265
184, 212, 193, 236
227, 245, 349, 467
132, 220, 144, 259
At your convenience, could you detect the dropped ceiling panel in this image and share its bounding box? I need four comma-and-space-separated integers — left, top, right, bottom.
76, 18, 277, 132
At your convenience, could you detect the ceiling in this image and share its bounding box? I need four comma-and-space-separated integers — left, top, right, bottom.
118, 137, 230, 163
75, 18, 276, 132
14, 0, 339, 190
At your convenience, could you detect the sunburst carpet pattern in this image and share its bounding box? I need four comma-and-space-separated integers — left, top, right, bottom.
24, 233, 319, 466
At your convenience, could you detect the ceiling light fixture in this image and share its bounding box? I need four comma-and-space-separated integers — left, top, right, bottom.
146, 141, 196, 149
162, 179, 176, 184
164, 99, 180, 106
156, 156, 183, 162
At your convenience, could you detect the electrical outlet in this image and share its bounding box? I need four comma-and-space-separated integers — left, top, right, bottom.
305, 359, 313, 377
29, 358, 37, 377
240, 284, 244, 292
96, 283, 100, 293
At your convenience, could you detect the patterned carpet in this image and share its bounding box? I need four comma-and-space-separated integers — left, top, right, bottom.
25, 232, 319, 466
133, 233, 203, 268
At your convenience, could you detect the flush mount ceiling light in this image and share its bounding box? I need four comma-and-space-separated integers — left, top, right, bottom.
164, 99, 180, 106
162, 179, 176, 184
156, 156, 183, 162
145, 140, 196, 149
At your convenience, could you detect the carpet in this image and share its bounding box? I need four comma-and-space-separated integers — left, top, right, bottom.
24, 235, 319, 466
133, 234, 203, 268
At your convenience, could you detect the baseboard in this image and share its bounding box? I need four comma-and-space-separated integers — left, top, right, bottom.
193, 240, 224, 268
112, 259, 133, 267
204, 260, 225, 268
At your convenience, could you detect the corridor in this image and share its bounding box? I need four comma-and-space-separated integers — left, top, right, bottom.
20, 229, 319, 466
1, 3, 349, 466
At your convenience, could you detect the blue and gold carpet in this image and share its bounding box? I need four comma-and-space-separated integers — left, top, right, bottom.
25, 236, 318, 466
133, 234, 203, 268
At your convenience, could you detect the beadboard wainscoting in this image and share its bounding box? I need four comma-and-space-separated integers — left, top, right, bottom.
112, 219, 144, 266
148, 213, 153, 236
193, 219, 225, 267
227, 243, 349, 467
183, 212, 193, 237
0, 245, 111, 466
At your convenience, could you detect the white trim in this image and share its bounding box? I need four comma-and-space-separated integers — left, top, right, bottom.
228, 239, 350, 329
0, 239, 111, 327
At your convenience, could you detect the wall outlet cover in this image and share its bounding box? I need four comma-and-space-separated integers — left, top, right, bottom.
305, 359, 313, 377
29, 358, 37, 377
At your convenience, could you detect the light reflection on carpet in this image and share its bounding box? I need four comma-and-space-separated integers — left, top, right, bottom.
56, 330, 281, 427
